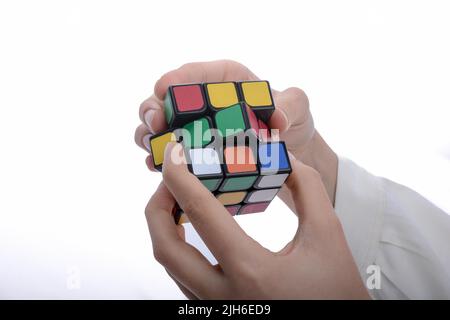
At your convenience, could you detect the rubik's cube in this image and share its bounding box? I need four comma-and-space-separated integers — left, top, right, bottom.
148, 81, 292, 224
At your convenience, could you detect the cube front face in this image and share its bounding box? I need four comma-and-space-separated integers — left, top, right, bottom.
151, 80, 291, 224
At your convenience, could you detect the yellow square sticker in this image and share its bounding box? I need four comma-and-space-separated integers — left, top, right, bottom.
150, 132, 176, 166
241, 81, 272, 107
206, 82, 239, 108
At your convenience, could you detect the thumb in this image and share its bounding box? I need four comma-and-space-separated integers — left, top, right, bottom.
284, 154, 336, 228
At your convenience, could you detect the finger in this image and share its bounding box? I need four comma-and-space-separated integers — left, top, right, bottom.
270, 87, 311, 132
145, 155, 158, 172
139, 95, 167, 134
146, 183, 225, 298
167, 224, 199, 300
154, 60, 259, 100
284, 154, 335, 227
162, 142, 260, 269
134, 124, 152, 152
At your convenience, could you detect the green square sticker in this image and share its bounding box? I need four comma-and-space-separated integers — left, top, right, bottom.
214, 104, 246, 138
183, 117, 212, 148
201, 178, 221, 191
221, 176, 257, 192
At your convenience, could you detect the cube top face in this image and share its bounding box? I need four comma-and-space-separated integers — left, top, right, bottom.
172, 84, 205, 112
214, 104, 247, 138
241, 81, 273, 108
182, 117, 212, 148
150, 131, 176, 167
224, 145, 257, 174
188, 148, 222, 176
205, 82, 239, 109
259, 141, 291, 175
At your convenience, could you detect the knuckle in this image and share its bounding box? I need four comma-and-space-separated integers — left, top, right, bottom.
221, 59, 242, 68
179, 62, 197, 71
286, 87, 310, 109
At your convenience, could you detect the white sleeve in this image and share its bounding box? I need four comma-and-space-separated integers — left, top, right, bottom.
334, 157, 450, 299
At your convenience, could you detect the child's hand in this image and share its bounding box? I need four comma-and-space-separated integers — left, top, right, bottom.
145, 142, 369, 299
135, 60, 338, 204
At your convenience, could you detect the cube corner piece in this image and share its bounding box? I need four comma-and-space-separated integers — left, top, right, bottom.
164, 83, 207, 128
238, 80, 275, 123
254, 141, 292, 189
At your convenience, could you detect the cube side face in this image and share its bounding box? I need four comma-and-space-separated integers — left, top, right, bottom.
204, 82, 239, 110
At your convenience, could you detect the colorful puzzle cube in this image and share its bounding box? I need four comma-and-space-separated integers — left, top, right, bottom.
149, 80, 291, 224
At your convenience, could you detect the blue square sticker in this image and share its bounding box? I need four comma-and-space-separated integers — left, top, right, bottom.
259, 142, 289, 174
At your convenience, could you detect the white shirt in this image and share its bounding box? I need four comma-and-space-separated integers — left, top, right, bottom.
335, 157, 450, 299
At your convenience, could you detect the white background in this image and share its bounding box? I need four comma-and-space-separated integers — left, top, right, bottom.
0, 0, 449, 299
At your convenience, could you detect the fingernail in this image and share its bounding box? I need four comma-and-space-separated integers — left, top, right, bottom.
143, 134, 152, 152
144, 109, 156, 133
